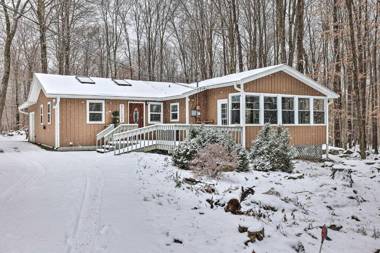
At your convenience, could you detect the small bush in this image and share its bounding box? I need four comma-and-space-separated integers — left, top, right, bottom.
172, 127, 249, 172
189, 143, 238, 177
249, 124, 294, 173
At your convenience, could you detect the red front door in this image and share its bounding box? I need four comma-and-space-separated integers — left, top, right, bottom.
129, 103, 144, 127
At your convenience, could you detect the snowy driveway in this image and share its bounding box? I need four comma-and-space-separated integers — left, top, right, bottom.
1, 135, 380, 253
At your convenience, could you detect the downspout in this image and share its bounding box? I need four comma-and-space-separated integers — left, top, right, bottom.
234, 81, 246, 149
55, 97, 61, 149
18, 107, 29, 115
326, 98, 333, 159
185, 96, 190, 124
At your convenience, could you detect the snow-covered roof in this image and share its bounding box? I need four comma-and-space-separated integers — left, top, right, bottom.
187, 64, 339, 99
19, 64, 338, 110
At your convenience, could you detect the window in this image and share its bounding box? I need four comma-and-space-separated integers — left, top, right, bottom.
264, 97, 277, 124
313, 99, 325, 124
298, 98, 310, 124
40, 104, 44, 125
76, 76, 95, 84
282, 97, 294, 124
170, 103, 179, 122
230, 95, 240, 124
246, 95, 260, 124
149, 103, 162, 123
47, 102, 52, 125
220, 103, 228, 125
87, 100, 105, 124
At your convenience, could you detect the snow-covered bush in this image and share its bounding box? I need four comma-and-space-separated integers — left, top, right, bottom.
172, 127, 249, 172
189, 143, 238, 177
249, 124, 294, 173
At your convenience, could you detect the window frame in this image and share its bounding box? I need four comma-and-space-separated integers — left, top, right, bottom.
47, 101, 52, 125
170, 102, 180, 122
86, 100, 105, 124
40, 104, 44, 125
263, 96, 278, 124
245, 95, 260, 125
281, 96, 295, 125
298, 97, 311, 125
229, 94, 241, 125
313, 98, 325, 124
228, 92, 327, 126
148, 102, 163, 124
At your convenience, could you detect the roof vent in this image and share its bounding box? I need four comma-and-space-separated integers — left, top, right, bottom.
76, 76, 95, 84
113, 79, 132, 86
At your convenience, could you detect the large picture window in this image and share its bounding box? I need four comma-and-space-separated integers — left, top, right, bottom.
87, 100, 105, 124
264, 96, 277, 124
149, 102, 162, 123
245, 95, 260, 124
230, 95, 240, 124
282, 97, 294, 124
313, 99, 325, 124
170, 103, 179, 122
298, 98, 310, 124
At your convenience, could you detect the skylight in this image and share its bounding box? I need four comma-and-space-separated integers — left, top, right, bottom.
76, 76, 95, 84
113, 79, 132, 86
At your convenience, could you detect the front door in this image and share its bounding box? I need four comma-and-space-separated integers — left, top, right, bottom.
217, 99, 228, 125
129, 103, 144, 127
29, 112, 35, 142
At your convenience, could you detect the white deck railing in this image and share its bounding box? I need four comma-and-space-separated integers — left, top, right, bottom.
112, 124, 242, 155
96, 123, 138, 152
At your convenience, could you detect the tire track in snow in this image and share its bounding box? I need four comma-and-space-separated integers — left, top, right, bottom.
66, 165, 105, 253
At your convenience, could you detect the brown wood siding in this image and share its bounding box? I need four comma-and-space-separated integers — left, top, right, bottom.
163, 98, 186, 123
189, 86, 236, 124
245, 125, 326, 148
28, 91, 55, 147
60, 99, 129, 147
244, 71, 324, 96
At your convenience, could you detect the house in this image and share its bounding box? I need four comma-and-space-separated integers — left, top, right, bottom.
19, 64, 338, 153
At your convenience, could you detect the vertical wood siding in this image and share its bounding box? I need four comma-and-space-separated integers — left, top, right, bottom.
28, 91, 55, 147
245, 125, 326, 148
163, 98, 186, 123
60, 99, 129, 147
244, 71, 324, 96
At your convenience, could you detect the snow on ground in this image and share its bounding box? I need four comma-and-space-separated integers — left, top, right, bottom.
0, 134, 379, 253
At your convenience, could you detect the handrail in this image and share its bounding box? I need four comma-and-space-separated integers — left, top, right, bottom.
96, 124, 114, 140
113, 124, 242, 155
104, 123, 138, 139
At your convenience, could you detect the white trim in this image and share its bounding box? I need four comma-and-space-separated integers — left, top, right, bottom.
47, 101, 52, 125
229, 91, 328, 127
54, 97, 60, 148
217, 99, 228, 125
170, 102, 180, 122
128, 101, 146, 126
185, 96, 190, 124
40, 104, 44, 125
120, 104, 125, 123
86, 100, 105, 124
148, 102, 163, 124
29, 112, 35, 142
310, 97, 314, 125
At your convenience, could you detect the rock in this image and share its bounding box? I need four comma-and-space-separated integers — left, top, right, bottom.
224, 199, 241, 214
292, 241, 305, 253
287, 173, 304, 180
365, 161, 376, 165
328, 224, 343, 231
351, 215, 360, 221
0, 149, 4, 153
203, 184, 215, 193
263, 187, 281, 197
343, 150, 354, 155
329, 148, 342, 155
238, 225, 248, 233
240, 186, 255, 202
183, 177, 200, 185
173, 238, 183, 244
244, 227, 265, 245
